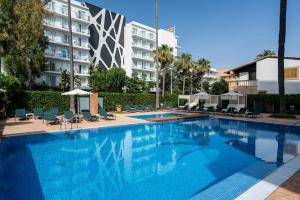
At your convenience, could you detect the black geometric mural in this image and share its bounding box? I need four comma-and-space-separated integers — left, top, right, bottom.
85, 3, 126, 70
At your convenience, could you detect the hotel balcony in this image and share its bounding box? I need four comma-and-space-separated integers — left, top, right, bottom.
227, 80, 258, 94
132, 54, 154, 62
44, 21, 90, 37
45, 5, 90, 24
132, 42, 154, 51
132, 65, 155, 72
132, 32, 156, 41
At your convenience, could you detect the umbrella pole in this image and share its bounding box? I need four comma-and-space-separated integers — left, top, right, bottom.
76, 95, 79, 128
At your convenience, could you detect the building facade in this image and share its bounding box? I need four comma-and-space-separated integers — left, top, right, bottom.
226, 56, 300, 94
85, 3, 126, 70
43, 0, 91, 88
0, 0, 179, 88
124, 21, 179, 81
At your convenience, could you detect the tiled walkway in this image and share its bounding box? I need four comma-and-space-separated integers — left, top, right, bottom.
267, 170, 300, 200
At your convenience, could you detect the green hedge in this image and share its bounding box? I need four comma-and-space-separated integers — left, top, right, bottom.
25, 91, 70, 113
99, 92, 178, 111
247, 94, 300, 113
17, 91, 178, 113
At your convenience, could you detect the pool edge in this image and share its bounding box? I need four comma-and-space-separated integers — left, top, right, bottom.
235, 154, 300, 200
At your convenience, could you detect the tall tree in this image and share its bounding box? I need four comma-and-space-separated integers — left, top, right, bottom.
256, 49, 276, 60
193, 58, 211, 90
0, 0, 15, 56
67, 0, 75, 112
154, 44, 174, 96
2, 0, 49, 86
175, 53, 192, 95
155, 0, 159, 108
278, 0, 287, 113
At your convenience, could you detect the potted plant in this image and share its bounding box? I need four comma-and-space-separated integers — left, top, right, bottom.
115, 104, 122, 112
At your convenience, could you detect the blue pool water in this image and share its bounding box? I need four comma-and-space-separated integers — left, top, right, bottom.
129, 112, 187, 119
0, 117, 300, 200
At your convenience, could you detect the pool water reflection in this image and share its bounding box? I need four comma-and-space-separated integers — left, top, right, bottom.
0, 118, 299, 200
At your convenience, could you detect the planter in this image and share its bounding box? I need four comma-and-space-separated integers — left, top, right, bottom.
115, 105, 122, 112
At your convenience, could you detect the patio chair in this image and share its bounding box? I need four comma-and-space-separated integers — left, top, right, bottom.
124, 105, 136, 112
33, 108, 44, 119
49, 107, 60, 116
63, 111, 79, 129
43, 112, 60, 126
82, 110, 98, 122
246, 108, 261, 118
99, 106, 116, 120
234, 107, 247, 117
189, 104, 198, 112
225, 107, 236, 116
15, 109, 27, 121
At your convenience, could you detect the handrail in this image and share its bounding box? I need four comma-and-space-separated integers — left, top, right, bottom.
285, 120, 300, 132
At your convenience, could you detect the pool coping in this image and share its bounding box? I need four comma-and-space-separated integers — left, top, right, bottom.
235, 154, 300, 200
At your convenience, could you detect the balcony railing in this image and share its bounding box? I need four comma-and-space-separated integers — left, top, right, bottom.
228, 80, 257, 88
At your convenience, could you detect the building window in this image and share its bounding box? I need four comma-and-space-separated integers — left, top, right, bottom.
49, 62, 55, 71
63, 34, 68, 43
132, 28, 137, 34
49, 75, 56, 87
78, 65, 82, 74
284, 67, 299, 80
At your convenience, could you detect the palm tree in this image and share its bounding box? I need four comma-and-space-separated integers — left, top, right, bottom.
155, 0, 159, 108
67, 0, 75, 112
256, 49, 276, 60
193, 58, 211, 90
154, 44, 174, 96
278, 0, 287, 113
175, 53, 192, 95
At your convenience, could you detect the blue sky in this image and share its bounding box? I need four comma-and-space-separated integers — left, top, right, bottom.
87, 0, 300, 69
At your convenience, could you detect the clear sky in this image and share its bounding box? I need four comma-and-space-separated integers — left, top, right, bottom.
87, 0, 300, 69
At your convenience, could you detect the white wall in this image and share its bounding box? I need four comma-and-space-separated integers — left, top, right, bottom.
256, 58, 300, 94
123, 23, 133, 77
158, 29, 178, 57
257, 58, 300, 81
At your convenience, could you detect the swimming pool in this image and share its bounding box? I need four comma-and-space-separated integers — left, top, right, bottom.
0, 117, 300, 200
129, 112, 187, 119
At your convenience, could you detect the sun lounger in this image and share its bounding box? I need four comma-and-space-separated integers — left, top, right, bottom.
49, 107, 60, 116
43, 112, 60, 126
82, 110, 98, 121
63, 111, 79, 129
246, 108, 261, 118
33, 108, 44, 119
99, 106, 116, 120
234, 107, 247, 117
15, 109, 27, 120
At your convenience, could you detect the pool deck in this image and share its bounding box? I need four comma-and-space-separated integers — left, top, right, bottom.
146, 113, 209, 122
1, 110, 300, 200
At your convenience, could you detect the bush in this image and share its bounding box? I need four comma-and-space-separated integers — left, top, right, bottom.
99, 92, 178, 111
247, 94, 300, 113
5, 89, 179, 114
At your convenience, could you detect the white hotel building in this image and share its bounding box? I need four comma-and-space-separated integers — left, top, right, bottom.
124, 21, 179, 81
0, 0, 179, 87
42, 0, 91, 87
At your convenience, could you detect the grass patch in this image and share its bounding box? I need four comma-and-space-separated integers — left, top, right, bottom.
269, 113, 297, 119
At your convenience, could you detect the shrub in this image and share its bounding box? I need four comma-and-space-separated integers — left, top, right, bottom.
25, 91, 70, 113
98, 92, 178, 111
247, 94, 300, 113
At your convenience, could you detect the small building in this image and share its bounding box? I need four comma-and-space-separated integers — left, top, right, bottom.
225, 56, 300, 94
